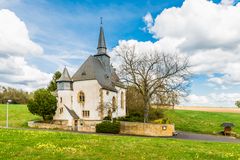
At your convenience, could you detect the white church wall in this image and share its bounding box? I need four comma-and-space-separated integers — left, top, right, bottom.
54, 90, 73, 126
72, 80, 101, 120
101, 89, 117, 118
102, 87, 126, 118
116, 86, 126, 117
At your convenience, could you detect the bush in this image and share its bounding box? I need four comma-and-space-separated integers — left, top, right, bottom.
27, 88, 57, 121
153, 118, 172, 124
117, 112, 144, 122
103, 116, 111, 120
149, 108, 165, 121
96, 121, 120, 134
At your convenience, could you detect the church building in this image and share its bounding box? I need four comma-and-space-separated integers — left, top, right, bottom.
53, 22, 126, 130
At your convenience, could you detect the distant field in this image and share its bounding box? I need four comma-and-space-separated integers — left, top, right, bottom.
0, 104, 40, 127
165, 109, 240, 136
0, 128, 240, 160
175, 106, 240, 113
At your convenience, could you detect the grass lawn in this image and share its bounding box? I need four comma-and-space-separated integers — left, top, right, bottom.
0, 128, 240, 160
0, 104, 40, 127
165, 109, 240, 136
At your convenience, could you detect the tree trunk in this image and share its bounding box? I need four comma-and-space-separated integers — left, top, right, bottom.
42, 115, 46, 121
143, 98, 150, 123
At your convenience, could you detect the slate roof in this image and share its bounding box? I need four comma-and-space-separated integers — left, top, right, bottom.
64, 105, 79, 119
57, 67, 72, 82
72, 56, 117, 92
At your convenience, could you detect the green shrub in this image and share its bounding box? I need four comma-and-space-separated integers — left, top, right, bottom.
153, 118, 172, 124
103, 116, 111, 120
149, 108, 165, 121
117, 113, 144, 122
96, 121, 120, 134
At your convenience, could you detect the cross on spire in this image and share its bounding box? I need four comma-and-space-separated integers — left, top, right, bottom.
97, 17, 107, 55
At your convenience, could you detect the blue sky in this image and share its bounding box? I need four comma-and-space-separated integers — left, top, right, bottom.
0, 0, 240, 107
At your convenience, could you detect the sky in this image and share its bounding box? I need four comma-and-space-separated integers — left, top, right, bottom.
0, 0, 240, 107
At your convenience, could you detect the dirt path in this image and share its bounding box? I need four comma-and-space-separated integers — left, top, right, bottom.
175, 106, 240, 113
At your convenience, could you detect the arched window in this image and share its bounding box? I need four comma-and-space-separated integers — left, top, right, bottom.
121, 92, 124, 109
112, 96, 116, 112
78, 91, 85, 103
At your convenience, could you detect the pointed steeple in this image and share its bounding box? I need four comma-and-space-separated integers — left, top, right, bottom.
97, 17, 107, 55
57, 67, 72, 82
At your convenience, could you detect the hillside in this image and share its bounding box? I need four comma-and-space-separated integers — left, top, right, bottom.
165, 109, 240, 136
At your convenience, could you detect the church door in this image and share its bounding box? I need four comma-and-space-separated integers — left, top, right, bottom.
74, 119, 78, 131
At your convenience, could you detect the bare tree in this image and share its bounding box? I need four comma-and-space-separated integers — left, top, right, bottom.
116, 45, 190, 123
97, 102, 118, 120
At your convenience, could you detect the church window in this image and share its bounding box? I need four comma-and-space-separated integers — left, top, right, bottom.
60, 97, 62, 103
60, 108, 63, 114
106, 91, 109, 95
112, 96, 116, 112
82, 110, 90, 118
78, 91, 85, 103
121, 92, 124, 109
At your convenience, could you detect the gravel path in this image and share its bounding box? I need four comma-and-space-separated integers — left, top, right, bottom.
173, 131, 240, 143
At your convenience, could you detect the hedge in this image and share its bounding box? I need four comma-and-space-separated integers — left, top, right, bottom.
96, 121, 120, 134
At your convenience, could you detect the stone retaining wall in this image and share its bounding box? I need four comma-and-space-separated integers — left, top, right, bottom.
120, 121, 175, 137
28, 121, 175, 137
78, 120, 102, 132
28, 121, 70, 130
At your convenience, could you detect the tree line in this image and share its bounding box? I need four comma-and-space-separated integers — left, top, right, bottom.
0, 86, 31, 104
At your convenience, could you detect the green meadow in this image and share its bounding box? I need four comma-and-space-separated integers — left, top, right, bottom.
0, 104, 240, 159
165, 109, 240, 136
0, 128, 240, 160
0, 104, 40, 127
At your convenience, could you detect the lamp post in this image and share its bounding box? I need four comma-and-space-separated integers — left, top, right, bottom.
6, 99, 12, 128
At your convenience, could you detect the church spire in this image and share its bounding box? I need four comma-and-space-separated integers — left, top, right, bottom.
97, 17, 107, 55
57, 66, 72, 82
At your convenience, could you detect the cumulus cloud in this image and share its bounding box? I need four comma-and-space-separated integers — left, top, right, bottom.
221, 0, 235, 5
183, 93, 240, 107
142, 0, 240, 87
0, 9, 43, 57
143, 12, 153, 31
112, 0, 240, 106
0, 9, 51, 91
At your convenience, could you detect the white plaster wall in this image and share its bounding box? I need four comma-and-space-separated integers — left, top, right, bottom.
53, 90, 73, 126
102, 86, 126, 118
102, 89, 117, 118
72, 80, 101, 120
54, 80, 127, 123
116, 86, 127, 117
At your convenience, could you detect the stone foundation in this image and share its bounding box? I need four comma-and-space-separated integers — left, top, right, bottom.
78, 120, 102, 132
28, 121, 70, 130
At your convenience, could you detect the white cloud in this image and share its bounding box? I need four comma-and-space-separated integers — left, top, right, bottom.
183, 93, 240, 107
221, 0, 234, 5
142, 0, 240, 86
143, 12, 153, 30
0, 56, 52, 91
0, 9, 51, 91
0, 9, 43, 57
